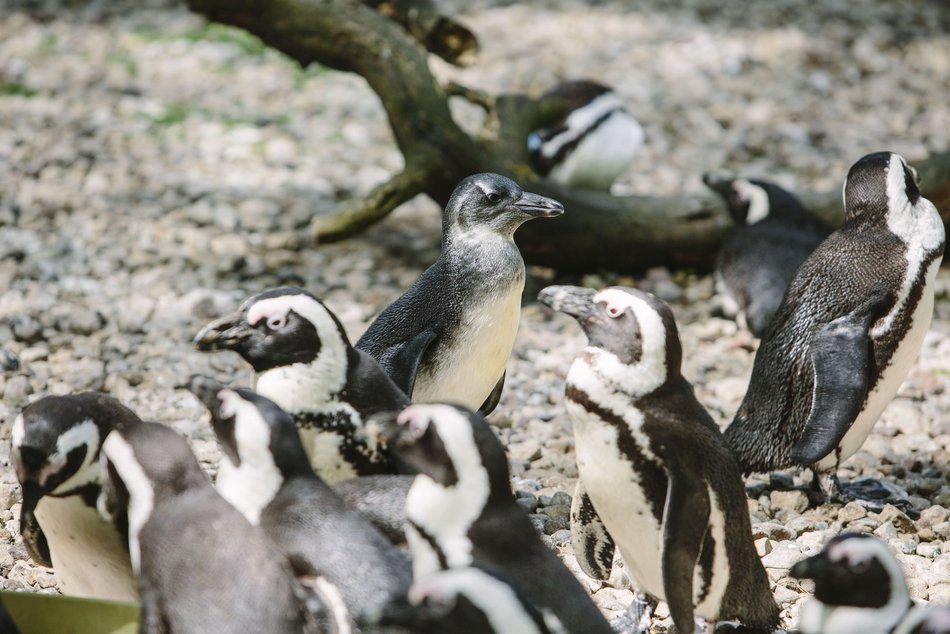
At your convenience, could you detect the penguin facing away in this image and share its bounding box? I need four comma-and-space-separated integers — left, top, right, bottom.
388, 403, 614, 634
10, 393, 139, 601
724, 151, 945, 504
356, 173, 564, 416
97, 421, 313, 634
528, 80, 644, 191
538, 285, 779, 633
383, 564, 567, 634
790, 533, 915, 634
189, 380, 411, 621
194, 286, 410, 483
703, 172, 831, 337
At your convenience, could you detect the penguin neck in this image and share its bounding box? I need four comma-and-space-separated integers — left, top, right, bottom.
254, 339, 351, 413
573, 338, 673, 402
215, 452, 283, 526
444, 225, 523, 266
405, 466, 492, 572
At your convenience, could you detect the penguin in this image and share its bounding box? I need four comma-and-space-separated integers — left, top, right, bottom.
702, 172, 831, 337
724, 151, 945, 505
0, 348, 18, 371
898, 607, 950, 634
527, 80, 644, 191
538, 284, 779, 634
790, 533, 918, 634
389, 403, 614, 634
332, 473, 412, 544
356, 173, 564, 415
193, 286, 410, 483
10, 393, 139, 601
382, 564, 567, 634
187, 378, 412, 621
97, 420, 315, 633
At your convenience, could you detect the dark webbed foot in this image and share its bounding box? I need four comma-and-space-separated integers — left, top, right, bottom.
813, 472, 916, 517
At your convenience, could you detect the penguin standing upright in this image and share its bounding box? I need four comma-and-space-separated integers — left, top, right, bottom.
194, 287, 410, 482
97, 421, 313, 633
703, 172, 831, 337
538, 285, 779, 633
389, 403, 613, 634
357, 173, 563, 415
724, 152, 945, 504
188, 379, 411, 622
10, 393, 140, 601
527, 80, 643, 191
790, 533, 922, 634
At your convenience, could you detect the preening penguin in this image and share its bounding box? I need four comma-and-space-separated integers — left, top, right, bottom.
190, 380, 411, 621
724, 152, 945, 504
527, 80, 643, 191
790, 533, 917, 634
97, 421, 313, 634
389, 403, 613, 634
538, 285, 778, 633
194, 287, 409, 482
11, 393, 140, 601
356, 173, 564, 415
703, 172, 831, 337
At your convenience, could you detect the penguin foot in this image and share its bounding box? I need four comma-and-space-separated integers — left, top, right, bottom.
610, 593, 654, 634
814, 472, 917, 517
713, 623, 786, 634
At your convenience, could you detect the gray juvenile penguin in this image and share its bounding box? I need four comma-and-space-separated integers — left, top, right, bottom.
11, 393, 140, 601
790, 533, 935, 634
724, 152, 945, 504
356, 173, 564, 415
98, 421, 314, 634
389, 403, 613, 634
539, 285, 779, 634
703, 173, 831, 337
527, 80, 644, 191
190, 381, 411, 622
194, 287, 410, 483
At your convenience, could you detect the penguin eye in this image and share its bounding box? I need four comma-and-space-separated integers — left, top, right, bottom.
266, 314, 287, 331
850, 559, 871, 573
486, 192, 502, 204
605, 305, 624, 319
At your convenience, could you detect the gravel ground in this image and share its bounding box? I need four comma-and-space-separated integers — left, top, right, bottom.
1, 0, 950, 631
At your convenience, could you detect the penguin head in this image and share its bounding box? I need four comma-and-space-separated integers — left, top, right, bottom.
390, 403, 508, 495
703, 172, 811, 226
790, 533, 908, 610
11, 393, 142, 566
193, 287, 351, 375
98, 422, 209, 572
443, 173, 564, 237
843, 151, 923, 226
187, 376, 311, 479
538, 285, 682, 382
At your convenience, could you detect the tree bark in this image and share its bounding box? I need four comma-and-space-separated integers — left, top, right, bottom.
185, 0, 950, 273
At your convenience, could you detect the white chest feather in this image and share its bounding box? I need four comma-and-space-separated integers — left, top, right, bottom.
413, 280, 524, 410
34, 496, 137, 601
549, 110, 644, 190
799, 600, 908, 634
298, 423, 361, 484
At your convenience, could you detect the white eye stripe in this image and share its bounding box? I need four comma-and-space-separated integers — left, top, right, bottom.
266, 314, 286, 330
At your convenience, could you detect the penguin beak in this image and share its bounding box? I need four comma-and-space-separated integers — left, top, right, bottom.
193, 313, 252, 351
701, 171, 736, 199
19, 479, 52, 567
514, 191, 565, 218
537, 285, 597, 320
181, 375, 227, 418
789, 553, 830, 580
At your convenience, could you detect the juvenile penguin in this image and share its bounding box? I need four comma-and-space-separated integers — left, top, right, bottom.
538, 285, 779, 633
790, 533, 917, 634
725, 152, 945, 504
189, 380, 411, 621
356, 174, 564, 415
383, 565, 567, 634
527, 80, 643, 191
390, 403, 613, 634
194, 287, 410, 482
703, 172, 831, 337
97, 421, 312, 633
10, 393, 139, 601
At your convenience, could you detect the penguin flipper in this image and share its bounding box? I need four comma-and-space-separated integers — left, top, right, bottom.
661, 470, 711, 634
790, 307, 877, 466
381, 329, 437, 396
478, 371, 506, 416
569, 480, 615, 581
